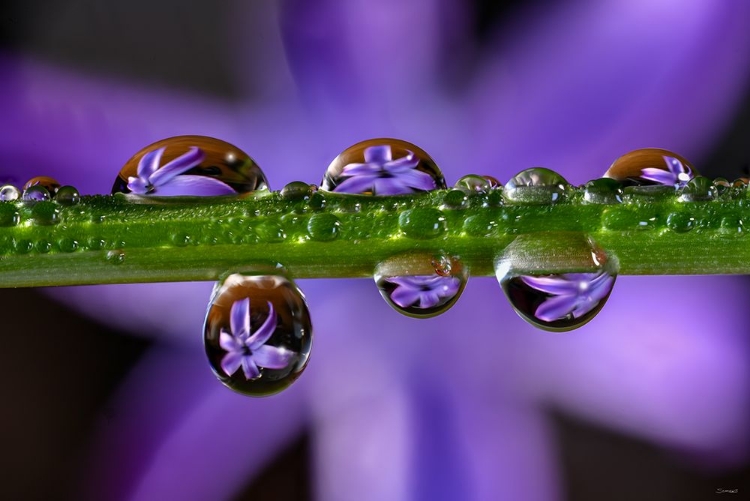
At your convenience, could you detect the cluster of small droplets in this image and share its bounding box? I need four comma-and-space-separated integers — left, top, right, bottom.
2, 135, 728, 395
0, 177, 80, 205
101, 135, 733, 396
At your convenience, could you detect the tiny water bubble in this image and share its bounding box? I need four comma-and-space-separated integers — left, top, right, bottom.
308, 191, 327, 211
582, 178, 623, 204
374, 253, 468, 318
678, 176, 717, 202
22, 185, 51, 202
398, 208, 447, 239
454, 175, 491, 194
13, 239, 32, 254
306, 213, 341, 242
172, 233, 192, 247
483, 175, 501, 188
55, 185, 81, 205
106, 250, 125, 264
504, 168, 569, 204
320, 138, 446, 195
58, 238, 79, 253
666, 211, 695, 233
280, 181, 314, 201
0, 185, 20, 201
30, 201, 60, 225
496, 234, 617, 332
35, 240, 52, 253
605, 148, 696, 187
113, 135, 268, 196
442, 189, 468, 210
0, 205, 20, 226
204, 272, 313, 397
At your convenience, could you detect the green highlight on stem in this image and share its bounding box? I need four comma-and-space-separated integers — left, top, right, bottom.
0, 182, 748, 288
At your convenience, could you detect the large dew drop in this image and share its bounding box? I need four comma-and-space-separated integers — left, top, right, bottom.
374, 253, 468, 318
113, 135, 268, 196
320, 138, 446, 195
604, 148, 696, 188
204, 272, 313, 396
496, 233, 617, 332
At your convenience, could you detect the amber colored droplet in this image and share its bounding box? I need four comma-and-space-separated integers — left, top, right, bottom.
204, 273, 313, 396
483, 175, 501, 188
24, 176, 61, 197
113, 135, 268, 196
321, 138, 446, 195
604, 148, 697, 187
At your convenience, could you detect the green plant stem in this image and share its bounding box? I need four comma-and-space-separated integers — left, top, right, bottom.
0, 186, 747, 288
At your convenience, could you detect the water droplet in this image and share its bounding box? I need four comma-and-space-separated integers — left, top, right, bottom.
721, 215, 744, 233
308, 192, 327, 211
307, 213, 341, 241
604, 148, 696, 187
55, 185, 80, 205
24, 176, 60, 197
172, 233, 192, 247
58, 238, 79, 253
0, 185, 20, 201
13, 239, 32, 254
398, 208, 447, 239
678, 176, 717, 202
496, 233, 617, 332
666, 211, 695, 233
321, 138, 446, 195
582, 178, 623, 204
454, 175, 491, 194
113, 135, 268, 196
0, 204, 20, 226
504, 168, 569, 204
463, 214, 498, 237
106, 250, 125, 264
732, 178, 748, 189
374, 253, 467, 318
256, 222, 286, 243
483, 175, 502, 188
204, 273, 313, 396
280, 181, 314, 201
36, 240, 52, 253
88, 237, 105, 250
22, 185, 51, 202
30, 201, 60, 225
442, 189, 468, 210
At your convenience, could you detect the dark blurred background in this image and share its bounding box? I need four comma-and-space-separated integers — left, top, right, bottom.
1, 1, 749, 500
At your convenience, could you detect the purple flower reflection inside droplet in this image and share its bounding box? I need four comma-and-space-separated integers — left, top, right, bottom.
640, 155, 694, 187
219, 298, 293, 380
127, 146, 237, 196
386, 275, 461, 309
520, 271, 615, 322
333, 145, 437, 195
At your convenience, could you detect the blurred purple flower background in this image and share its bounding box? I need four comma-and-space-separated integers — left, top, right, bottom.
1, 1, 750, 500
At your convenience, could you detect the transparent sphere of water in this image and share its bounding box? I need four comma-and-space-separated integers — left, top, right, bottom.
504, 168, 569, 204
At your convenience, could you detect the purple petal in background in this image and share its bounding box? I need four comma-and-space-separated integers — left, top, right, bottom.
1, 1, 750, 499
